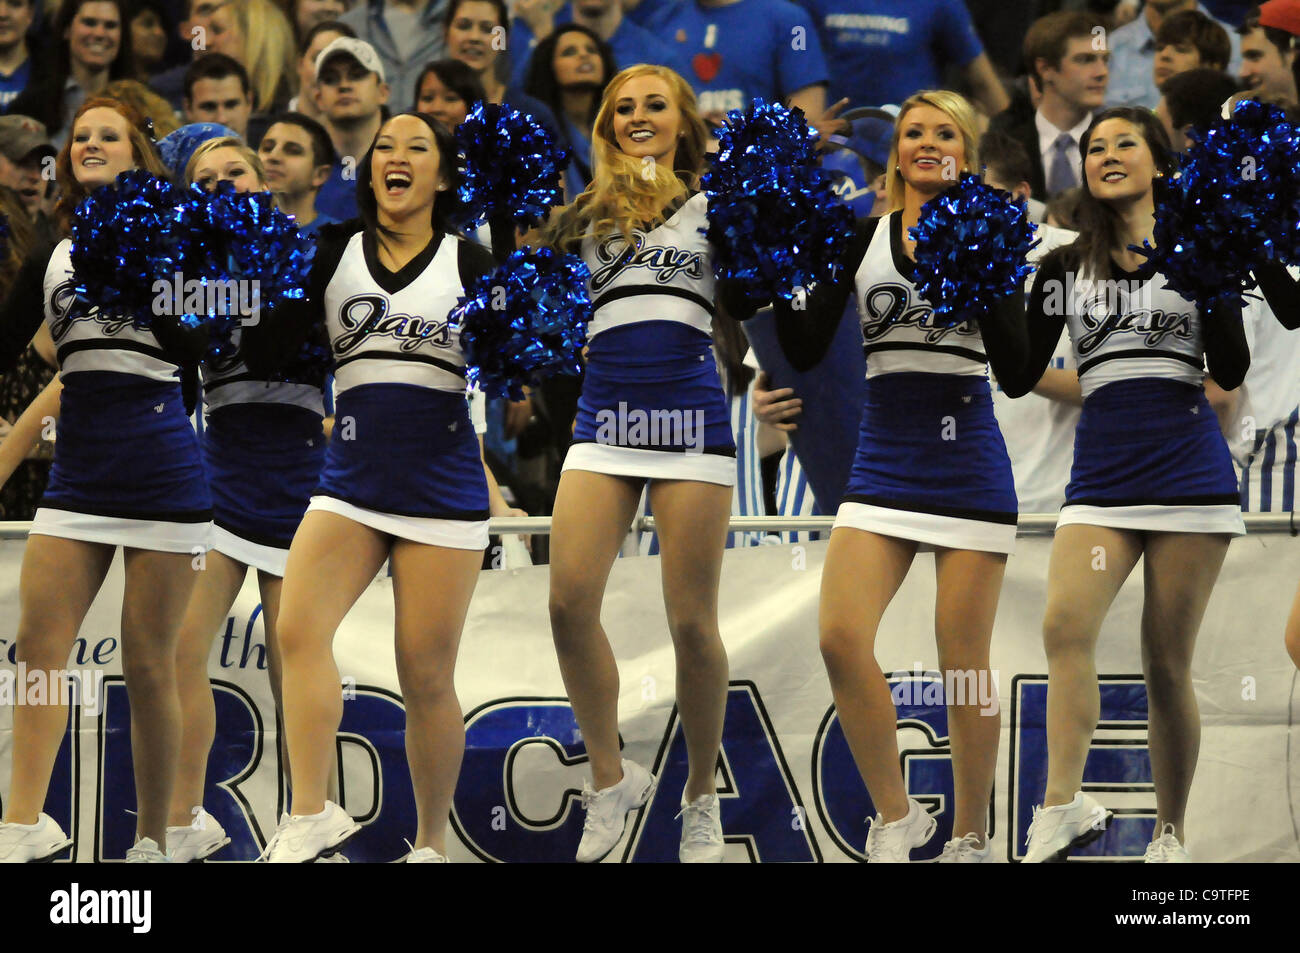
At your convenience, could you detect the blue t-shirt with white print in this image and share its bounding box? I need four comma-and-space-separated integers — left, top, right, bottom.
797, 0, 984, 106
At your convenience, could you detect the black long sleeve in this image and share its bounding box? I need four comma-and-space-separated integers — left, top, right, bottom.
0, 244, 55, 373
769, 218, 876, 372
1001, 258, 1068, 399
976, 286, 1029, 391
1202, 301, 1250, 390
240, 222, 356, 378
1254, 261, 1300, 330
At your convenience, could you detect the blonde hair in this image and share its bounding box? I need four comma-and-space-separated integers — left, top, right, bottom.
104, 79, 182, 138
185, 136, 268, 188
544, 65, 709, 251
884, 90, 981, 213
229, 0, 298, 110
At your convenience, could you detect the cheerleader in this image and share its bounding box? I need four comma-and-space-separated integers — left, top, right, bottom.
240, 111, 497, 863
1011, 107, 1298, 862
0, 98, 211, 862
538, 65, 778, 863
164, 138, 328, 862
766, 90, 1030, 862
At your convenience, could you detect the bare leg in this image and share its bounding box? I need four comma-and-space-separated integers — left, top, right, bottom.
119, 547, 202, 844
1139, 532, 1230, 842
646, 478, 731, 801
1041, 525, 1143, 806
818, 528, 918, 823
168, 550, 247, 826
547, 470, 644, 790
933, 547, 1007, 845
3, 536, 114, 824
275, 512, 390, 815
390, 540, 481, 852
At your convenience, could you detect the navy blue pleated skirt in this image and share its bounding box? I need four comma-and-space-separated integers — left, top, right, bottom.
203, 402, 325, 550
1059, 378, 1244, 535
565, 321, 736, 485
33, 370, 212, 552
315, 382, 489, 520
835, 372, 1018, 553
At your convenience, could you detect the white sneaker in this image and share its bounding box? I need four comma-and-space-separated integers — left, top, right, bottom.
864, 798, 937, 862
937, 831, 992, 863
1144, 824, 1190, 863
166, 807, 231, 863
575, 759, 656, 863
261, 801, 360, 863
406, 847, 449, 863
1023, 792, 1111, 863
125, 837, 170, 863
0, 814, 73, 863
677, 793, 724, 863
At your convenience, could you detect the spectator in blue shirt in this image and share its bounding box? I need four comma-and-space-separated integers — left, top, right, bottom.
257, 112, 339, 233
313, 35, 390, 220
1106, 0, 1240, 109
641, 0, 829, 125
508, 0, 687, 89
799, 0, 1009, 116
0, 0, 37, 109
443, 0, 560, 134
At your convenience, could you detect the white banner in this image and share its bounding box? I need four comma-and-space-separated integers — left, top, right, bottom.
1, 533, 1298, 862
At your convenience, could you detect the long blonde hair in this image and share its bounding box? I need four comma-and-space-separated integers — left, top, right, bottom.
884, 90, 980, 213
544, 65, 709, 251
230, 0, 298, 111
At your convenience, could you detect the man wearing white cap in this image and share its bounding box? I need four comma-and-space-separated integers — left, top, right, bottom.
313, 36, 391, 222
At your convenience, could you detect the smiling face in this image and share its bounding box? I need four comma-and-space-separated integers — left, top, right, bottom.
370, 114, 445, 223
69, 106, 135, 188
65, 1, 121, 72
445, 1, 501, 77
610, 73, 682, 168
0, 0, 36, 51
416, 71, 469, 127
1239, 27, 1296, 97
1083, 117, 1158, 204
553, 29, 603, 87
895, 103, 967, 196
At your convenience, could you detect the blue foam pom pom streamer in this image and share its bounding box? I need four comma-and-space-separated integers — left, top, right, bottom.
450, 246, 590, 400
70, 170, 198, 328
456, 102, 566, 231
908, 172, 1038, 327
1138, 98, 1300, 313
700, 98, 853, 300
186, 181, 317, 362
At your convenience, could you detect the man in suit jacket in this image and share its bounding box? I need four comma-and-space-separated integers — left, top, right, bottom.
989, 10, 1110, 202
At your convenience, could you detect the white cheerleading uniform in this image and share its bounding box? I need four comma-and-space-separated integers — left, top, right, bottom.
792, 213, 1021, 554
0, 240, 212, 552
564, 192, 738, 486
1025, 255, 1246, 536
249, 226, 497, 550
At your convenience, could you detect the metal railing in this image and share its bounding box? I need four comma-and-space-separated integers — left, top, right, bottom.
2, 513, 1296, 539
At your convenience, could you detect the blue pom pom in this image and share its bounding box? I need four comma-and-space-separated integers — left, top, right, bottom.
187, 181, 317, 362
456, 102, 566, 231
70, 170, 197, 328
1140, 98, 1300, 312
908, 172, 1038, 326
450, 246, 590, 400
700, 98, 853, 299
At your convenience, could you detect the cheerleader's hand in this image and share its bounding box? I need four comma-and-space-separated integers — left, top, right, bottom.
752, 371, 801, 430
